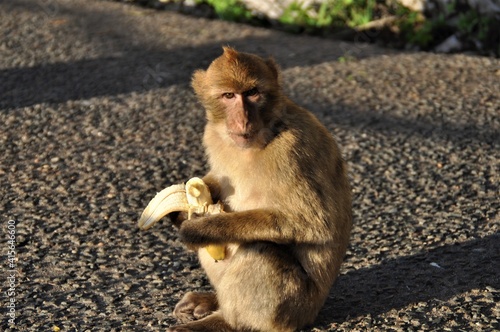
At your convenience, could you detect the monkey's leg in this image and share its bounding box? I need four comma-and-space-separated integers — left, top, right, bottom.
173, 292, 218, 323
167, 312, 234, 332
216, 242, 317, 332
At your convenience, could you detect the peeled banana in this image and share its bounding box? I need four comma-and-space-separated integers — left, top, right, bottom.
185, 178, 226, 261
138, 177, 226, 261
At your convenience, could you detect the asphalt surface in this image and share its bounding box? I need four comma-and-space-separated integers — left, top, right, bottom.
1, 0, 499, 331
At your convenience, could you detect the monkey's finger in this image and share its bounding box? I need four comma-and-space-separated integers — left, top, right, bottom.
138, 184, 189, 230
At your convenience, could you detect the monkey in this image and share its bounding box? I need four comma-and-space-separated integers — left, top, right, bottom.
167, 47, 352, 332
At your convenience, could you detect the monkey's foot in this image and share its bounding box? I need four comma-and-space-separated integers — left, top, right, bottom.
173, 292, 218, 323
168, 312, 234, 332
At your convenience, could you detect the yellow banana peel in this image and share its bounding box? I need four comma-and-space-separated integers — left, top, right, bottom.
205, 244, 226, 261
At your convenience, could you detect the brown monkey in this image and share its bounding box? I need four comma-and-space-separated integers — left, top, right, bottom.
168, 47, 352, 332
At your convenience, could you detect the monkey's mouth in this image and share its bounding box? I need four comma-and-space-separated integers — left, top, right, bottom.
228, 131, 256, 148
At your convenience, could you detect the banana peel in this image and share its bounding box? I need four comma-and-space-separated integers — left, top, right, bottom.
138, 183, 187, 231
138, 177, 226, 261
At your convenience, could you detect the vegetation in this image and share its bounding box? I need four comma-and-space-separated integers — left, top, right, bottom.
396, 2, 498, 54
197, 0, 253, 21
121, 0, 499, 56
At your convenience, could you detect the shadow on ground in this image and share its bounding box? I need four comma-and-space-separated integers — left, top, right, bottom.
316, 234, 499, 327
1, 0, 387, 110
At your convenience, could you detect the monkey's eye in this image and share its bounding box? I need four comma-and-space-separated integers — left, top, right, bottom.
244, 88, 259, 97
222, 92, 235, 99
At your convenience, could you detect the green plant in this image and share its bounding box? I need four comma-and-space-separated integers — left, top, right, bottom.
279, 1, 315, 27
337, 54, 357, 63
397, 5, 449, 49
197, 0, 253, 21
189, 0, 498, 56
347, 0, 375, 27
316, 0, 334, 27
457, 10, 493, 42
279, 0, 378, 30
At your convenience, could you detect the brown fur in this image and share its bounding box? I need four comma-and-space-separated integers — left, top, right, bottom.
167, 47, 352, 332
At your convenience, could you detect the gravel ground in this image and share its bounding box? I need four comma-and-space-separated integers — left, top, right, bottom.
1, 0, 499, 331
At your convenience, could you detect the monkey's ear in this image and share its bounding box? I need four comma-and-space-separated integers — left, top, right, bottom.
222, 46, 238, 58
265, 57, 281, 82
191, 69, 207, 95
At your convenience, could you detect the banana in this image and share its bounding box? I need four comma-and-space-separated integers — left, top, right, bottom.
138, 177, 226, 261
185, 177, 212, 218
186, 178, 226, 261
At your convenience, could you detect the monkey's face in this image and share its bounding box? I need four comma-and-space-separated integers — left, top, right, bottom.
192, 47, 282, 149
217, 86, 263, 148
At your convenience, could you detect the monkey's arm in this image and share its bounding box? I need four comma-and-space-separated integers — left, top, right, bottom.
179, 209, 322, 246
